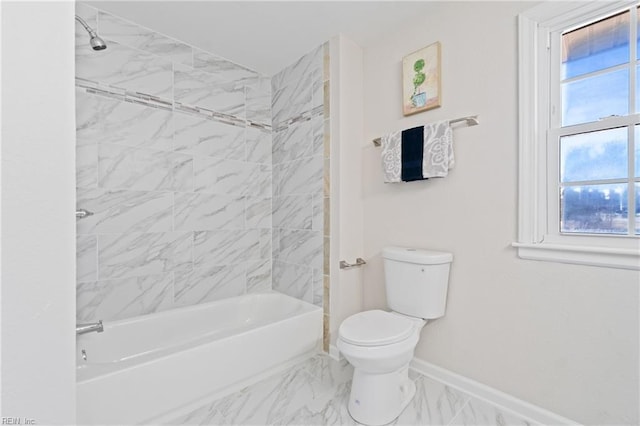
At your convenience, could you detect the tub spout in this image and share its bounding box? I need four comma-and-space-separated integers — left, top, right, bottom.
76, 320, 103, 335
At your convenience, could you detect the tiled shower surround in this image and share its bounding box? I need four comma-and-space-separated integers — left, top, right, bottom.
75, 4, 329, 328
271, 52, 327, 306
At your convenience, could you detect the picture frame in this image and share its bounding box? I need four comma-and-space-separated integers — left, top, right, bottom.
402, 42, 441, 116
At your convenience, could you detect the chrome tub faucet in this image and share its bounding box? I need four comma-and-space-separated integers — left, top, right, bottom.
76, 320, 104, 335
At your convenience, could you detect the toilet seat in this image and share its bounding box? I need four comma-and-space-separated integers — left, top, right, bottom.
339, 310, 414, 347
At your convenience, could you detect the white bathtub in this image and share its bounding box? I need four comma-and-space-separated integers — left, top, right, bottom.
76, 291, 322, 425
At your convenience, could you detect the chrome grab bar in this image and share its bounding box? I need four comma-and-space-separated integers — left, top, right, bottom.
76, 209, 94, 219
76, 320, 103, 335
339, 258, 366, 269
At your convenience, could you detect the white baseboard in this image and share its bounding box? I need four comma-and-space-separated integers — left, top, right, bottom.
328, 344, 342, 361
410, 357, 581, 426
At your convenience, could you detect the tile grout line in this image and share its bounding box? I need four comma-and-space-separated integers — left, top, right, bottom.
446, 397, 471, 426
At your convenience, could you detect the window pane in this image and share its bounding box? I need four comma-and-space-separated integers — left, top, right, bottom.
637, 7, 640, 62
562, 10, 629, 80
636, 64, 640, 114
636, 125, 640, 178
561, 184, 628, 234
636, 183, 640, 235
560, 128, 628, 182
562, 69, 629, 126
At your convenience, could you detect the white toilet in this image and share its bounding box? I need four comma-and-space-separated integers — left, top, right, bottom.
337, 246, 453, 426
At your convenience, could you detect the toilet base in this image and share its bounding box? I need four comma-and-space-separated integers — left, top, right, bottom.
346, 365, 415, 426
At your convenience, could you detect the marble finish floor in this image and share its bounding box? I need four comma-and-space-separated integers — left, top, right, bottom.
166, 354, 537, 426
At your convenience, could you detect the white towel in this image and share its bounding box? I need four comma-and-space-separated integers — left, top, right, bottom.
422, 120, 454, 178
381, 130, 402, 183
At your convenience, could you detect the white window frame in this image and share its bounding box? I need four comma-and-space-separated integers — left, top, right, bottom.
515, 1, 640, 270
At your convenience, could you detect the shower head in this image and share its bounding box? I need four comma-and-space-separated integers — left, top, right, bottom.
90, 35, 107, 51
75, 15, 107, 51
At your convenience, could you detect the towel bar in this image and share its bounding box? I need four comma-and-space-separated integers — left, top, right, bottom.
372, 114, 479, 147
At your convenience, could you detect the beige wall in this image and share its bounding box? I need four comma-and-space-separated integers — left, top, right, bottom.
361, 2, 639, 425
330, 36, 365, 346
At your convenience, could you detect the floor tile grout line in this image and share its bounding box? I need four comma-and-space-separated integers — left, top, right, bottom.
447, 398, 471, 426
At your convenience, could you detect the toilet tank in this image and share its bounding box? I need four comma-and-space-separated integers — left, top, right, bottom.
382, 247, 453, 319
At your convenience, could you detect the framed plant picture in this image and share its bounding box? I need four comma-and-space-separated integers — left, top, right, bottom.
402, 42, 441, 116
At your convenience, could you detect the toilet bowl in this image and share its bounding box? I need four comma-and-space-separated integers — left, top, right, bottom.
337, 247, 453, 426
337, 310, 426, 425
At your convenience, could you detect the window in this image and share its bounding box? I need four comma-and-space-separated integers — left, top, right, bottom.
555, 10, 638, 236
516, 1, 640, 269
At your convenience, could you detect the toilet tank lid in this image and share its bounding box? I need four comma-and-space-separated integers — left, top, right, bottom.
382, 247, 453, 264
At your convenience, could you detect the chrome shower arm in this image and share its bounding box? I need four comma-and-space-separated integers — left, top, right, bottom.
75, 15, 96, 35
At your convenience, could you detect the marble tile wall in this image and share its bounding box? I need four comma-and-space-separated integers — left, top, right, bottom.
270, 43, 329, 320
75, 3, 272, 322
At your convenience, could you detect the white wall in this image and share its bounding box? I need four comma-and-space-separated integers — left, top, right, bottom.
361, 2, 639, 425
330, 35, 365, 345
1, 2, 76, 423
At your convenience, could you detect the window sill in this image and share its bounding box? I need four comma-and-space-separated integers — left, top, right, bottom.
512, 241, 640, 270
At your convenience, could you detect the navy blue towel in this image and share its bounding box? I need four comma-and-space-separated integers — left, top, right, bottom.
401, 126, 425, 182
